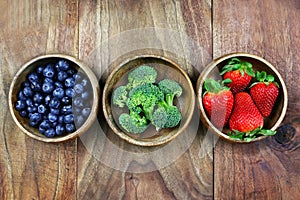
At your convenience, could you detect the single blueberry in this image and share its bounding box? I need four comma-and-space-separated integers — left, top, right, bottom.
19, 110, 28, 117
39, 126, 46, 134
44, 95, 52, 105
82, 107, 91, 117
73, 97, 84, 107
23, 86, 33, 97
27, 72, 39, 84
81, 78, 89, 87
61, 105, 72, 114
55, 124, 65, 136
75, 115, 85, 127
33, 92, 44, 103
29, 113, 42, 127
81, 91, 89, 100
43, 64, 55, 78
27, 106, 37, 113
48, 113, 58, 123
18, 91, 27, 100
74, 84, 84, 94
56, 60, 69, 71
42, 82, 54, 93
53, 88, 64, 99
58, 115, 64, 124
65, 77, 75, 88
36, 65, 45, 74
25, 99, 33, 107
50, 108, 60, 115
54, 81, 64, 88
65, 88, 75, 98
61, 96, 71, 104
57, 71, 68, 82
49, 98, 60, 109
39, 120, 51, 130
38, 104, 47, 114
64, 114, 74, 124
44, 128, 55, 138
22, 81, 31, 87
73, 73, 83, 81
65, 123, 76, 133
67, 68, 76, 76
15, 100, 26, 111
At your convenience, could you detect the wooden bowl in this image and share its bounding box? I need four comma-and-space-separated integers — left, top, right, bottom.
103, 55, 195, 146
197, 52, 288, 143
9, 54, 100, 142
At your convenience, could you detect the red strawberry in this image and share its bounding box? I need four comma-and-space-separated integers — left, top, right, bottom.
220, 58, 255, 93
202, 79, 234, 128
250, 71, 279, 117
229, 92, 264, 132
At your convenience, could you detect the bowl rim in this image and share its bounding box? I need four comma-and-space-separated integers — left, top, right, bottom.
102, 54, 195, 146
8, 53, 100, 143
196, 52, 288, 143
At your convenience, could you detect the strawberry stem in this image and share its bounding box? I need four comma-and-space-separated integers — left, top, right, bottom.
203, 78, 229, 94
220, 57, 255, 77
250, 71, 279, 87
229, 127, 276, 141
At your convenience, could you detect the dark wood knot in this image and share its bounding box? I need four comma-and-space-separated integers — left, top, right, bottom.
274, 124, 296, 144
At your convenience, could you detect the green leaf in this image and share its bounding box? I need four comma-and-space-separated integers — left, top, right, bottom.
244, 137, 256, 142
233, 64, 241, 70
243, 61, 253, 68
245, 67, 255, 77
259, 129, 276, 136
266, 74, 275, 82
222, 78, 232, 84
231, 58, 241, 63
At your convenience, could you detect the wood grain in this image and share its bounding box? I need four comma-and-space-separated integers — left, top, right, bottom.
0, 0, 78, 199
213, 0, 300, 199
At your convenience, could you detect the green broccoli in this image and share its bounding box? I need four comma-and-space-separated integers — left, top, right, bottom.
127, 83, 164, 120
119, 113, 148, 134
112, 86, 128, 108
127, 65, 157, 89
151, 79, 183, 129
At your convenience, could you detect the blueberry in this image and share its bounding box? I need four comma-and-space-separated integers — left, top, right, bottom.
56, 60, 69, 71
31, 81, 42, 92
44, 128, 55, 138
58, 115, 64, 124
22, 81, 31, 87
49, 98, 60, 109
81, 91, 89, 100
23, 86, 33, 97
25, 99, 33, 107
75, 115, 85, 127
45, 95, 52, 105
39, 126, 46, 134
61, 105, 72, 114
29, 113, 42, 127
65, 88, 75, 98
18, 91, 27, 100
67, 69, 76, 76
61, 96, 71, 104
44, 77, 54, 84
38, 104, 47, 114
73, 73, 83, 81
53, 88, 64, 99
43, 64, 55, 78
57, 71, 68, 81
73, 107, 81, 114
74, 84, 84, 94
36, 65, 45, 74
65, 77, 75, 88
42, 82, 54, 93
48, 113, 57, 123
55, 124, 65, 136
19, 110, 28, 117
15, 100, 26, 111
27, 106, 37, 113
39, 120, 51, 130
73, 97, 84, 107
82, 107, 91, 117
65, 123, 76, 133
33, 92, 43, 103
54, 81, 64, 88
50, 108, 60, 115
64, 114, 74, 124
27, 72, 39, 84
81, 78, 89, 87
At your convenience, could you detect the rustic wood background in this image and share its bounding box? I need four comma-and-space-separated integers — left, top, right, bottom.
0, 0, 299, 199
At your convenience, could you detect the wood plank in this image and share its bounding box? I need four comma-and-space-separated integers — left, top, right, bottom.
213, 0, 300, 199
0, 0, 78, 199
77, 0, 213, 199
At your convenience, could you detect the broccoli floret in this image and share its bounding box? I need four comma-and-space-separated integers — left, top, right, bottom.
151, 79, 183, 129
127, 65, 157, 89
119, 113, 148, 134
112, 86, 128, 108
127, 83, 164, 120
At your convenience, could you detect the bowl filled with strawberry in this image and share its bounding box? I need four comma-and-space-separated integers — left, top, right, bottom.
9, 54, 100, 142
197, 52, 288, 143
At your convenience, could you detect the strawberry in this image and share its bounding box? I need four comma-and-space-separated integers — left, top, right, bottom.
229, 92, 263, 133
250, 71, 279, 117
202, 78, 234, 128
220, 58, 255, 93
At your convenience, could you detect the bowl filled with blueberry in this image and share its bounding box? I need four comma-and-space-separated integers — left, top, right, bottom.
9, 54, 100, 142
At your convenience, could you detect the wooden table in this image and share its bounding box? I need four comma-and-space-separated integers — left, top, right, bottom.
1, 0, 299, 199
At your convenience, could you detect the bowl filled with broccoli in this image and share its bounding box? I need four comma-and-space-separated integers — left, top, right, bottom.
103, 55, 195, 146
